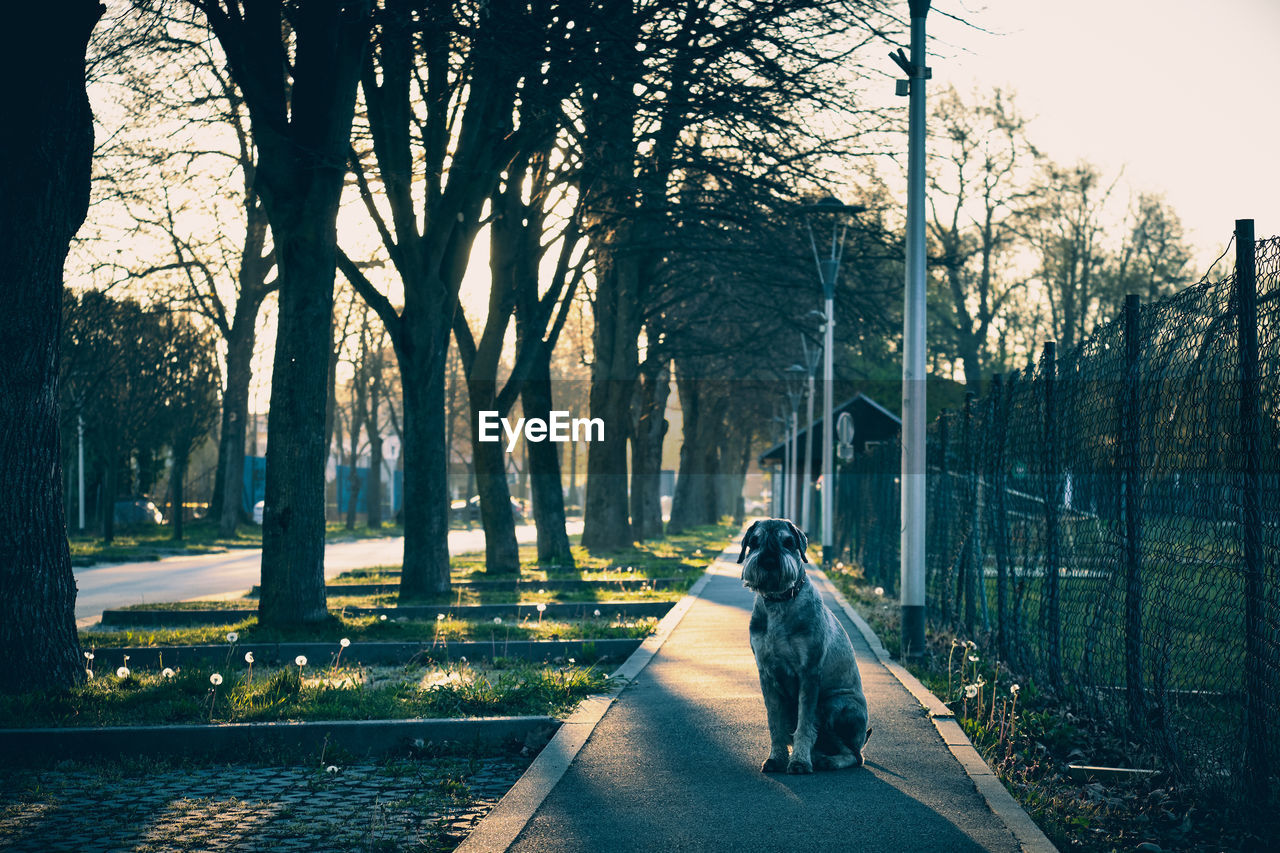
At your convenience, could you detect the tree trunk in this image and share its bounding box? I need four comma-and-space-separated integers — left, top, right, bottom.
580, 241, 640, 550
0, 0, 102, 693
101, 452, 117, 545
397, 339, 451, 599
216, 304, 260, 536
170, 443, 189, 541
630, 359, 670, 541
366, 384, 383, 529
523, 349, 574, 566
258, 211, 337, 627
668, 369, 727, 533
469, 401, 521, 575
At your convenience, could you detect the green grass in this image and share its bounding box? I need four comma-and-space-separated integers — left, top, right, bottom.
70, 520, 404, 565
82, 614, 659, 648
0, 660, 611, 728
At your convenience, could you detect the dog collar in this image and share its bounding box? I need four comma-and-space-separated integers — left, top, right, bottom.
758, 573, 806, 602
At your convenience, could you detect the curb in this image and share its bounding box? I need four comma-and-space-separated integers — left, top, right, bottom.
0, 716, 555, 762
813, 568, 1058, 853
82, 639, 642, 669
98, 601, 676, 628
455, 541, 737, 853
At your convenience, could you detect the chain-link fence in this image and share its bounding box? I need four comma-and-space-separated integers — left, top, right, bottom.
849, 229, 1280, 801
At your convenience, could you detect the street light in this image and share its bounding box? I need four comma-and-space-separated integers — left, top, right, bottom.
796, 329, 821, 537
784, 365, 807, 523
892, 0, 932, 659
800, 197, 865, 567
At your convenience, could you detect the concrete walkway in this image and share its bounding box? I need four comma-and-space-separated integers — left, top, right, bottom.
462, 541, 1054, 853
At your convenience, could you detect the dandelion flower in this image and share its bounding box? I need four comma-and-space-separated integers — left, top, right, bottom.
210, 673, 223, 686
493, 617, 502, 625
244, 652, 254, 664
537, 603, 547, 612
226, 632, 239, 643
295, 655, 308, 667
116, 666, 130, 678
874, 586, 884, 596
951, 639, 960, 648
568, 658, 576, 664
340, 638, 351, 648
84, 651, 94, 660
593, 609, 601, 617
1010, 684, 1020, 695
460, 656, 467, 663
964, 684, 978, 699
326, 765, 338, 774
162, 667, 175, 678
539, 588, 547, 594
966, 640, 977, 649
380, 614, 388, 621
968, 655, 979, 662
437, 613, 445, 622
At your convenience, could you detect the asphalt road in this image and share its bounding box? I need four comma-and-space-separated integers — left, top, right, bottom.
74, 520, 584, 625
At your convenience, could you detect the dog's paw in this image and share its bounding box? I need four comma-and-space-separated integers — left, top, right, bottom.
786, 758, 813, 775
812, 754, 835, 771
760, 757, 787, 773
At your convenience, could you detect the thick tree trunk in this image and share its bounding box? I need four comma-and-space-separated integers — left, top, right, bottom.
397, 341, 451, 599
630, 359, 669, 541
215, 306, 260, 536
668, 368, 727, 533
258, 212, 337, 627
0, 1, 102, 693
468, 396, 521, 575
581, 243, 640, 550
523, 350, 574, 566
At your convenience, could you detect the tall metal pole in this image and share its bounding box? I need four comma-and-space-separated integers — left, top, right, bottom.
800, 339, 818, 536
822, 290, 835, 564
789, 409, 800, 520
898, 0, 931, 659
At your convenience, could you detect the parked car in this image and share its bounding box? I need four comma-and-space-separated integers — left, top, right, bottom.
450, 495, 525, 525
113, 498, 164, 528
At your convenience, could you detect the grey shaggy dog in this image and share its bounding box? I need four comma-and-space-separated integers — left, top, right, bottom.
740, 518, 871, 774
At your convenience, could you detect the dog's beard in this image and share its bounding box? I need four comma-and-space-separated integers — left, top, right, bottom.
741, 549, 803, 595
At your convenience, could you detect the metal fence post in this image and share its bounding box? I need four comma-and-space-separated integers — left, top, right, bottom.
963, 393, 978, 634
1121, 294, 1145, 730
1043, 341, 1062, 692
1236, 219, 1270, 795
937, 412, 952, 625
989, 374, 1010, 662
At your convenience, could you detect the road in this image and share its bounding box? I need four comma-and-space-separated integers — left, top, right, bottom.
74, 520, 584, 626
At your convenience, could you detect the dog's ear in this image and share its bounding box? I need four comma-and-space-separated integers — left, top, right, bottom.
787, 520, 809, 562
738, 521, 761, 564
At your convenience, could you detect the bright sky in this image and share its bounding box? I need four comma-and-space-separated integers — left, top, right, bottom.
925, 0, 1280, 272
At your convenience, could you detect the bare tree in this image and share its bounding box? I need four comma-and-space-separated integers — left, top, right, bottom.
926, 87, 1036, 386
0, 1, 104, 692
191, 0, 372, 627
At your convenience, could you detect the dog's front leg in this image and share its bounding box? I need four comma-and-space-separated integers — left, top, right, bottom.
788, 676, 821, 774
758, 671, 793, 773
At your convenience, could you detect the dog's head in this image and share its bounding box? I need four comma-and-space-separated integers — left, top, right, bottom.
738, 518, 808, 594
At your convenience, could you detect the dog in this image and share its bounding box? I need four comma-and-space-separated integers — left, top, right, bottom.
739, 518, 870, 774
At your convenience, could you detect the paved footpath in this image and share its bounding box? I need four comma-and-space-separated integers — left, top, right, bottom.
467, 544, 1052, 853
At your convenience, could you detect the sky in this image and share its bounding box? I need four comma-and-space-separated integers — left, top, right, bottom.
922, 0, 1280, 272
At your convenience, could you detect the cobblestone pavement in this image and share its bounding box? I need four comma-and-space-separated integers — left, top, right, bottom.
0, 751, 531, 852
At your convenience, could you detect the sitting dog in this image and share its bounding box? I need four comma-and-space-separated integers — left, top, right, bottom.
739, 518, 870, 774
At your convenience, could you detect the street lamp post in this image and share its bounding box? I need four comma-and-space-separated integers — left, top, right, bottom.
797, 333, 821, 537
802, 198, 864, 566
892, 0, 932, 659
784, 369, 805, 523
